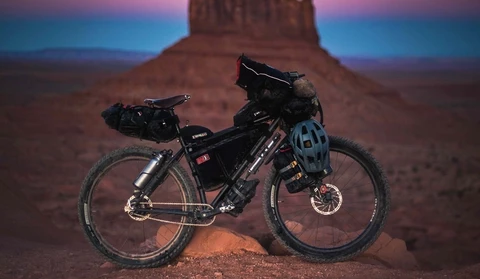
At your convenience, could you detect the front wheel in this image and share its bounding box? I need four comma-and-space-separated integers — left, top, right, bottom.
263, 135, 390, 262
78, 146, 198, 268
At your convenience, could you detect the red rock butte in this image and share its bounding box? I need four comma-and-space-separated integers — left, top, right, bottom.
79, 0, 472, 144
189, 0, 319, 44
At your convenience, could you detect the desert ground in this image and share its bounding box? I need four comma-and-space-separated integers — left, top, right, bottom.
0, 57, 479, 278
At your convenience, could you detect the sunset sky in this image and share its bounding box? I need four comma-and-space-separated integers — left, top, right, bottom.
1, 0, 479, 57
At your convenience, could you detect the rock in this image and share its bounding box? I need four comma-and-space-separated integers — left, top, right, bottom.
250, 232, 276, 250
189, 0, 319, 44
156, 225, 268, 257
285, 220, 304, 234
268, 222, 418, 270
356, 233, 419, 270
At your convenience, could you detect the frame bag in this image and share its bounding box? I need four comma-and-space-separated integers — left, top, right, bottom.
188, 124, 269, 191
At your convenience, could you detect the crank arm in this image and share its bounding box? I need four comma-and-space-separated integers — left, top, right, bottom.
126, 201, 218, 227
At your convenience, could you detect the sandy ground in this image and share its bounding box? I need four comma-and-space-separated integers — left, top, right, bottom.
0, 58, 479, 278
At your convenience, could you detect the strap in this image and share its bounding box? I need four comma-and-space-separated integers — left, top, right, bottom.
279, 160, 298, 173
317, 98, 325, 126
232, 184, 247, 201
284, 172, 303, 184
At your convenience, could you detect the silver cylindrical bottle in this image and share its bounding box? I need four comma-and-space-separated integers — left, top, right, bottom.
133, 152, 165, 189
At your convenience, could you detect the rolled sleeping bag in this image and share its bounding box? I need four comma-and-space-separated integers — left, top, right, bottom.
293, 79, 317, 98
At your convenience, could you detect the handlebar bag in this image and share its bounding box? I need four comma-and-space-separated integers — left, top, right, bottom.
235, 54, 292, 113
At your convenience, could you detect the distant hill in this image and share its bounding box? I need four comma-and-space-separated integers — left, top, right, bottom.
0, 48, 157, 63
1, 47, 478, 71
339, 56, 480, 71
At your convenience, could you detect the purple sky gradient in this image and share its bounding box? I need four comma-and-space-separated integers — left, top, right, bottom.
0, 0, 189, 17
314, 0, 480, 18
2, 0, 479, 18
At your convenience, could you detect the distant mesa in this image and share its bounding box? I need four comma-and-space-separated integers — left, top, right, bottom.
0, 48, 157, 62
189, 0, 319, 44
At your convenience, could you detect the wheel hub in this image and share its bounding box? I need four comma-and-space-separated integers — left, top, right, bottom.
124, 195, 153, 221
310, 183, 343, 215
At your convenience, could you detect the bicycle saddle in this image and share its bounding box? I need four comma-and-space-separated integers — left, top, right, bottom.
144, 94, 191, 109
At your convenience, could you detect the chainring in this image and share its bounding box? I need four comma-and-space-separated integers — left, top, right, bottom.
124, 195, 216, 226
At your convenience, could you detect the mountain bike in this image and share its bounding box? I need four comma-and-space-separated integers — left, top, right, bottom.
77, 55, 390, 268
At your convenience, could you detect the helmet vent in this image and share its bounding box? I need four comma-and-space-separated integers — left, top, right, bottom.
311, 130, 319, 144
320, 135, 326, 144
313, 122, 321, 130
303, 140, 312, 148
296, 137, 301, 147
301, 126, 308, 135
308, 156, 315, 163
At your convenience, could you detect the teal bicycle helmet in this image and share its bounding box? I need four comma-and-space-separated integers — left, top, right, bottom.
289, 119, 331, 174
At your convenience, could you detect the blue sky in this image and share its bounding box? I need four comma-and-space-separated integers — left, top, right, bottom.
1, 9, 479, 58
317, 18, 480, 57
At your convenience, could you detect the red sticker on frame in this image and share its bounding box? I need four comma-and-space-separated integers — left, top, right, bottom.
196, 154, 210, 165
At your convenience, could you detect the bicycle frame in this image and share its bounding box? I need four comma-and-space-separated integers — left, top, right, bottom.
133, 109, 283, 219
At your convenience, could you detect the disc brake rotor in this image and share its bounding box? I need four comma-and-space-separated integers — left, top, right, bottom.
310, 183, 343, 215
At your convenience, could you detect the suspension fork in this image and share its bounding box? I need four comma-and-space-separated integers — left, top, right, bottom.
130, 148, 184, 204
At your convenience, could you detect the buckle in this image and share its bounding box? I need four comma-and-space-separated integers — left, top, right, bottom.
285, 172, 303, 184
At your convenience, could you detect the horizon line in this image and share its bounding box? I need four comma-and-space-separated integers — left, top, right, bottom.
1, 47, 480, 60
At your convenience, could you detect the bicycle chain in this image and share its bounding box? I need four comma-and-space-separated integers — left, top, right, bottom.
129, 202, 216, 227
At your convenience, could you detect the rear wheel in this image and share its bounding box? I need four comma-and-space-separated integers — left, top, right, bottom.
263, 135, 390, 262
78, 146, 197, 268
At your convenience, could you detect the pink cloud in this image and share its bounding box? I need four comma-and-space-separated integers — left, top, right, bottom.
314, 0, 480, 18
1, 0, 188, 16
2, 0, 479, 18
